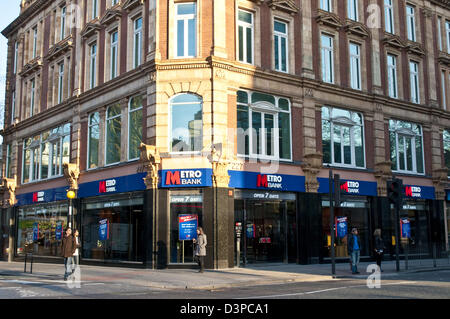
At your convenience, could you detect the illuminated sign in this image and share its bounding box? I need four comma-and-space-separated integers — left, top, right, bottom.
256, 174, 283, 189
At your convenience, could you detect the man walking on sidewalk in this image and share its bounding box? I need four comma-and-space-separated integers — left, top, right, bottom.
348, 228, 361, 274
61, 228, 76, 281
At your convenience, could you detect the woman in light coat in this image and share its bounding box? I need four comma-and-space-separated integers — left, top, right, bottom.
193, 227, 207, 273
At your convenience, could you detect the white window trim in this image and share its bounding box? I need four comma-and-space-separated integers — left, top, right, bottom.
110, 31, 118, 79
11, 90, 15, 125
384, 0, 395, 34
443, 71, 447, 110
438, 17, 443, 51
237, 9, 254, 65
14, 41, 19, 74
410, 61, 420, 104
406, 5, 416, 42
390, 121, 425, 175
349, 42, 361, 90
348, 0, 358, 21
236, 90, 293, 162
30, 79, 36, 117
133, 16, 143, 68
58, 62, 64, 104
89, 43, 97, 89
323, 107, 366, 169
320, 0, 332, 12
175, 3, 197, 59
321, 34, 334, 84
446, 21, 450, 54
61, 6, 66, 41
387, 54, 398, 99
274, 20, 289, 73
127, 97, 143, 161
5, 144, 11, 179
32, 27, 38, 59
92, 0, 98, 20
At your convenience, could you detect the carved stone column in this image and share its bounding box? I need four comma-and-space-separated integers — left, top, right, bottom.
139, 143, 161, 189
432, 168, 449, 201
301, 153, 323, 193
374, 161, 392, 197
1, 177, 17, 208
63, 163, 80, 191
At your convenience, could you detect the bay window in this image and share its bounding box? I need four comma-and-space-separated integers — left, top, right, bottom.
237, 90, 291, 161
322, 106, 365, 168
389, 119, 424, 174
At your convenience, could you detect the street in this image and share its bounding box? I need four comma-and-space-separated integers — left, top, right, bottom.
0, 269, 449, 299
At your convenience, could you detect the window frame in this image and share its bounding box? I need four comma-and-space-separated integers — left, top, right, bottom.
321, 33, 334, 84
387, 54, 398, 99
89, 42, 97, 89
169, 93, 203, 154
127, 96, 143, 161
406, 5, 416, 42
87, 112, 100, 170
58, 62, 64, 104
133, 16, 143, 68
105, 105, 122, 166
237, 9, 254, 65
409, 60, 420, 104
60, 6, 66, 41
236, 90, 292, 162
347, 0, 358, 21
349, 42, 361, 90
322, 106, 366, 169
175, 2, 197, 59
389, 119, 425, 175
273, 19, 289, 73
110, 30, 119, 79
384, 0, 395, 34
320, 0, 332, 12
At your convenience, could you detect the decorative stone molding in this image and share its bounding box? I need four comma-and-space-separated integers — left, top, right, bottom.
438, 52, 450, 67
382, 33, 407, 49
19, 57, 42, 77
139, 143, 161, 189
316, 10, 343, 30
406, 42, 425, 57
63, 162, 80, 191
45, 35, 74, 62
374, 161, 392, 197
301, 153, 323, 193
122, 0, 145, 12
344, 20, 370, 38
80, 22, 101, 39
432, 168, 448, 200
267, 0, 299, 15
1, 177, 17, 208
100, 9, 122, 26
208, 144, 231, 189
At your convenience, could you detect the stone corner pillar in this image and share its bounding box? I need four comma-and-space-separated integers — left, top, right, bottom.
301, 152, 323, 193
374, 161, 393, 197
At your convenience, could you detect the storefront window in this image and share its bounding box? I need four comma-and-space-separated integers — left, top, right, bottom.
17, 202, 68, 256
170, 192, 203, 264
399, 200, 431, 257
322, 197, 371, 258
81, 194, 144, 262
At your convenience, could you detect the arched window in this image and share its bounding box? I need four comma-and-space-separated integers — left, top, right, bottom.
88, 112, 100, 169
170, 94, 202, 152
128, 96, 143, 160
106, 105, 121, 165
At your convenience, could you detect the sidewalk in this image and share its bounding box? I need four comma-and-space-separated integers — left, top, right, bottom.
0, 259, 448, 290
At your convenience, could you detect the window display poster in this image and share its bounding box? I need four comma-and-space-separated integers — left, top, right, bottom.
179, 214, 198, 241
33, 223, 39, 241
401, 218, 411, 239
99, 219, 109, 241
336, 217, 348, 239
246, 223, 255, 239
55, 222, 63, 240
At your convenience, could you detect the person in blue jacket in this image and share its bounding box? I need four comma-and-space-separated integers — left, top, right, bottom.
347, 228, 361, 274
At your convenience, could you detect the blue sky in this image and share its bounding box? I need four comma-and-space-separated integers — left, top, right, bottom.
0, 0, 21, 132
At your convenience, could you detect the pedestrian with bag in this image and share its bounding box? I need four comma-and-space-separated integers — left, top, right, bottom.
61, 228, 76, 281
347, 227, 361, 274
374, 228, 385, 272
193, 227, 207, 273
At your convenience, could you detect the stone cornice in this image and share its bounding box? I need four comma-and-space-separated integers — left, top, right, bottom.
45, 35, 74, 62
267, 0, 299, 15
316, 9, 343, 30
19, 56, 43, 77
2, 0, 50, 37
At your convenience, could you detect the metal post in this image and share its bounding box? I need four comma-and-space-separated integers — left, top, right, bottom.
394, 203, 400, 272
329, 168, 336, 276
68, 198, 73, 228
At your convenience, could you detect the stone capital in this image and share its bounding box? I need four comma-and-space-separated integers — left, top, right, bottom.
301, 152, 323, 193
139, 143, 161, 189
63, 163, 80, 191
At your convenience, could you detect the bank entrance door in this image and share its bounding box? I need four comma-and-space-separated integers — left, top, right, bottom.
234, 191, 297, 264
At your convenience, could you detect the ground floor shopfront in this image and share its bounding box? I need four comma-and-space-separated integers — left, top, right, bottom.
3, 170, 448, 268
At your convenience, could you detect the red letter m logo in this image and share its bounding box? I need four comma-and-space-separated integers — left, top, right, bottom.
99, 181, 106, 193
405, 186, 412, 197
340, 182, 349, 193
165, 171, 181, 185
257, 174, 268, 188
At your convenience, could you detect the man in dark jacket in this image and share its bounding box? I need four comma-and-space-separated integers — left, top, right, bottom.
61, 228, 76, 281
347, 228, 361, 274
